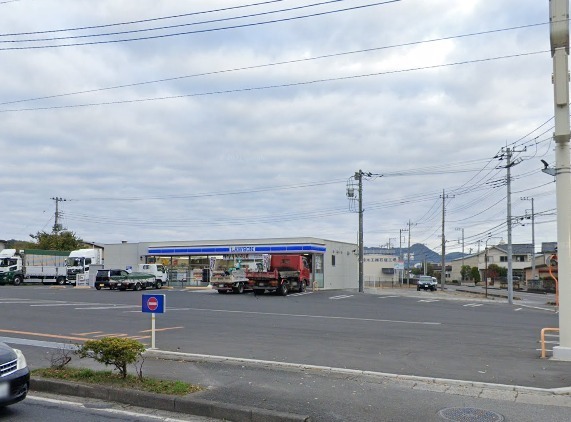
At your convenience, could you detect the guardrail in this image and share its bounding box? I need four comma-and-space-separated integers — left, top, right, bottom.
540, 327, 560, 358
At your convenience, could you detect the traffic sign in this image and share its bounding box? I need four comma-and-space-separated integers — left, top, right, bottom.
142, 294, 165, 314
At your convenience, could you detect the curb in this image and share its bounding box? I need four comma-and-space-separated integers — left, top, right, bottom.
30, 377, 311, 422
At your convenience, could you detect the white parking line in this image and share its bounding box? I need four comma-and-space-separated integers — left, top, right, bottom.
155, 307, 441, 325
329, 295, 354, 300
463, 303, 483, 307
74, 305, 139, 310
289, 292, 313, 297
514, 308, 523, 311
418, 299, 439, 303
378, 296, 399, 299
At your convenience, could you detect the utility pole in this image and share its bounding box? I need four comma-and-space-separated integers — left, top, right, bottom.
357, 171, 364, 293
399, 228, 407, 285
51, 197, 67, 234
456, 227, 465, 283
497, 146, 524, 305
440, 190, 453, 290
550, 0, 571, 360
521, 197, 536, 282
406, 220, 413, 285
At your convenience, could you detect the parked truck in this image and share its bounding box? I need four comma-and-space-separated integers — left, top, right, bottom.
138, 264, 168, 287
246, 254, 310, 296
0, 249, 69, 285
66, 248, 103, 285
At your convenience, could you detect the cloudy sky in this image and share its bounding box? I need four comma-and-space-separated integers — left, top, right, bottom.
0, 0, 559, 254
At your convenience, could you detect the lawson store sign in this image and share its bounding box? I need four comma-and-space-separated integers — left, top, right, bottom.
148, 244, 326, 256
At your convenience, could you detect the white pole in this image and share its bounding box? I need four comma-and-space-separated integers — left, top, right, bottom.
151, 312, 156, 349
551, 0, 571, 360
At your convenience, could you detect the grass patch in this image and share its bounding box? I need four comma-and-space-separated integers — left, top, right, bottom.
32, 367, 203, 395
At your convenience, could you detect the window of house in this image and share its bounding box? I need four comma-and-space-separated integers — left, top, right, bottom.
500, 256, 508, 262
382, 268, 395, 275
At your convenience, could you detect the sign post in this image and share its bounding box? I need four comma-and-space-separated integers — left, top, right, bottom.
142, 294, 165, 349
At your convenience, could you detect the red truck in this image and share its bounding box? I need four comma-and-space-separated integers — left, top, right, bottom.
246, 254, 311, 296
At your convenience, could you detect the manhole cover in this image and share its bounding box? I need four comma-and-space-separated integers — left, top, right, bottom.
438, 407, 505, 422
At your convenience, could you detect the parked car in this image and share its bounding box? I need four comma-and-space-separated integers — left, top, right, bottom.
95, 269, 125, 290
95, 269, 159, 291
0, 342, 29, 407
417, 275, 438, 291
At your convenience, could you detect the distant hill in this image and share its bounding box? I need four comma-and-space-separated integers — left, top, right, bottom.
365, 243, 465, 268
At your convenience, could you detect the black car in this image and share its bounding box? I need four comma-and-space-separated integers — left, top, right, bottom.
0, 342, 30, 407
417, 276, 438, 291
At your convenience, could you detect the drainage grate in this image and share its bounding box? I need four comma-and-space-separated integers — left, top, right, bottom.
438, 407, 505, 422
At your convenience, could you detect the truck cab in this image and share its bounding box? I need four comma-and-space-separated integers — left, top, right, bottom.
66, 248, 103, 285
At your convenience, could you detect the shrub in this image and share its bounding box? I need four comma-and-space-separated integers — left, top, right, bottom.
76, 337, 145, 379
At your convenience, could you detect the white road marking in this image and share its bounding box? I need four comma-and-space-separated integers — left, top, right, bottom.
463, 303, 483, 307
514, 308, 523, 311
0, 336, 77, 350
30, 303, 100, 307
378, 296, 399, 299
289, 292, 314, 297
418, 299, 439, 303
74, 305, 139, 310
27, 395, 196, 421
330, 295, 354, 300
159, 307, 441, 325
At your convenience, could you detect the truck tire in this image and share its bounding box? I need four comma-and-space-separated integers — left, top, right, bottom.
56, 276, 66, 285
233, 283, 244, 294
133, 283, 141, 291
155, 281, 162, 289
13, 275, 23, 286
299, 280, 306, 293
279, 282, 288, 296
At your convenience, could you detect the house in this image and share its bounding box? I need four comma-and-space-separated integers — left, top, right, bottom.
363, 253, 401, 286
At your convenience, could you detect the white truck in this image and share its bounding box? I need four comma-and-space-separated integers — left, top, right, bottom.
66, 248, 103, 285
138, 264, 168, 286
0, 249, 69, 285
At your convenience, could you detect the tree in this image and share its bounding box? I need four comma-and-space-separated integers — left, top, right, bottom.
487, 264, 502, 283
29, 231, 83, 251
76, 337, 145, 379
469, 266, 481, 283
460, 265, 471, 281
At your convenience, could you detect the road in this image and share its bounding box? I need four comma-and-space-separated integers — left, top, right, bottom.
0, 285, 569, 421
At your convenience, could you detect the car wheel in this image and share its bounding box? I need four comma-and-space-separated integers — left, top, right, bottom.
56, 276, 66, 285
133, 283, 141, 291
95, 285, 101, 290
155, 281, 162, 289
13, 275, 23, 286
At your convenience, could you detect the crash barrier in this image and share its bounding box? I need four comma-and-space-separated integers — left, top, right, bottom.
540, 327, 560, 358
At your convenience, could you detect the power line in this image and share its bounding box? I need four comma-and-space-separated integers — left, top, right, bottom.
0, 21, 550, 107
0, 0, 400, 50
0, 50, 547, 113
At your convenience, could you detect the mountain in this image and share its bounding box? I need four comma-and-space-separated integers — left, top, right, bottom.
365, 243, 465, 267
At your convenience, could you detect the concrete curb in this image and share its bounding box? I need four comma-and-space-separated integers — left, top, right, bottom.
30, 377, 311, 422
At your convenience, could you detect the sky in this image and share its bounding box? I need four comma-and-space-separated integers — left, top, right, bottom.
0, 0, 560, 255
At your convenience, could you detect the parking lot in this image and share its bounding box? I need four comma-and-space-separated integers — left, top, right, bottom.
0, 285, 567, 389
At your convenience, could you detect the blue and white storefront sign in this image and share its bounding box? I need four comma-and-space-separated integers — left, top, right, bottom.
148, 243, 326, 256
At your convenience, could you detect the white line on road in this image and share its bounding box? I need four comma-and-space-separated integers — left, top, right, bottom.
30, 303, 101, 307
27, 395, 198, 421
514, 308, 523, 311
329, 295, 354, 300
0, 336, 76, 350
378, 296, 399, 299
74, 305, 139, 310
418, 299, 439, 303
289, 292, 314, 297
463, 303, 483, 307
158, 307, 441, 325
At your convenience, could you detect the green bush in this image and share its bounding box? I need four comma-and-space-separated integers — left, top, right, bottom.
76, 337, 145, 379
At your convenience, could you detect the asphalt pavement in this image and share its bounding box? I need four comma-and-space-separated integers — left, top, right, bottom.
11, 285, 569, 422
